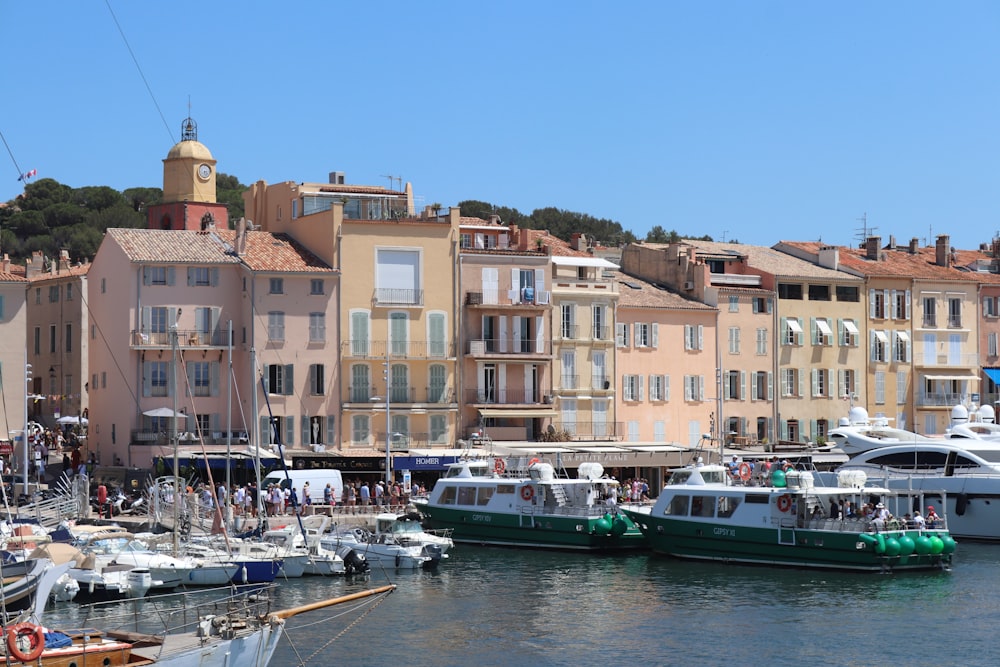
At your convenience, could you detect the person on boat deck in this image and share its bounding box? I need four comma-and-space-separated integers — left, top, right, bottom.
829, 498, 841, 520
728, 456, 740, 478
926, 506, 940, 527
843, 500, 855, 519
912, 510, 926, 528
903, 513, 914, 528
811, 505, 823, 519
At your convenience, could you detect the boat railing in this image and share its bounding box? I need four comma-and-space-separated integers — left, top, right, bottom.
518, 505, 609, 518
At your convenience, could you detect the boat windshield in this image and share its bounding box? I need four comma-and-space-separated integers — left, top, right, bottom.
389, 521, 423, 534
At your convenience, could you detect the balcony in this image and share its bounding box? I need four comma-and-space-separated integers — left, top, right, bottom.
374, 288, 423, 307
464, 290, 551, 307
341, 340, 455, 359
916, 392, 969, 407
347, 387, 455, 405
558, 325, 579, 341
548, 421, 625, 441
131, 329, 226, 348
467, 338, 552, 356
559, 375, 579, 390
914, 352, 978, 367
592, 326, 613, 344
465, 388, 549, 405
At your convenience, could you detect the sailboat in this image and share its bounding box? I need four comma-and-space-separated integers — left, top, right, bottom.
0, 584, 395, 666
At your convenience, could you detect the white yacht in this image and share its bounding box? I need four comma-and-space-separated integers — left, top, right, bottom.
827, 406, 944, 456
823, 440, 1000, 541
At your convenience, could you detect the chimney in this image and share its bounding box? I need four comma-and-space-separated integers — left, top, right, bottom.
909, 237, 920, 254
1, 254, 9, 274
992, 237, 1000, 259
887, 235, 896, 250
58, 249, 70, 273
487, 214, 502, 226
936, 235, 950, 267
818, 245, 839, 270
25, 250, 44, 279
235, 217, 247, 256
866, 236, 881, 260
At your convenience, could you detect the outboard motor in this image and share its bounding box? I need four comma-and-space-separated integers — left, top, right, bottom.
422, 544, 444, 566
342, 549, 369, 574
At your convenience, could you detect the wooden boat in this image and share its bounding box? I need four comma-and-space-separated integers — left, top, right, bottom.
415, 457, 646, 551
622, 463, 957, 572
0, 584, 395, 666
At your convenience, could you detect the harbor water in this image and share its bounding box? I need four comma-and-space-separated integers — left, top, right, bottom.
42, 542, 1000, 666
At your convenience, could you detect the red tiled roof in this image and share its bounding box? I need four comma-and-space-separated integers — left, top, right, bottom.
614, 272, 716, 310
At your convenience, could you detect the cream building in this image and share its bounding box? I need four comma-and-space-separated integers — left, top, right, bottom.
0, 258, 28, 473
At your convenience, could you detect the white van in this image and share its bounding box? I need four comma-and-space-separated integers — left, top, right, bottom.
260, 469, 343, 505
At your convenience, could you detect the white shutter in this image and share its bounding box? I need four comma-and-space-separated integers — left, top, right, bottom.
698, 325, 704, 350
664, 375, 671, 401
751, 372, 758, 401
536, 316, 544, 353
511, 268, 520, 304
869, 289, 876, 319
905, 289, 911, 320
698, 376, 705, 401
498, 364, 507, 403
635, 325, 642, 348
638, 375, 645, 401
811, 369, 819, 397
740, 371, 746, 401
499, 316, 508, 353
798, 370, 805, 398
651, 323, 659, 348
767, 372, 773, 401
534, 268, 544, 293
723, 372, 731, 398
683, 325, 691, 350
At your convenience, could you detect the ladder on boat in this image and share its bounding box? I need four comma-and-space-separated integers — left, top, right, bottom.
549, 484, 569, 507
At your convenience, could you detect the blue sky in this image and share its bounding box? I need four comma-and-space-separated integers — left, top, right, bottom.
4, 2, 1000, 250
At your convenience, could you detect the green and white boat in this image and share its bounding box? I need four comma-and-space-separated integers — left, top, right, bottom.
621, 464, 956, 572
414, 458, 646, 551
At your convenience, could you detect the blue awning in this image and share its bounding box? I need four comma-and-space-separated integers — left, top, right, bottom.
985, 368, 1000, 385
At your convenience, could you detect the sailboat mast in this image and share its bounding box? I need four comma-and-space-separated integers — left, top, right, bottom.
171, 321, 180, 557
251, 345, 263, 519
225, 320, 232, 528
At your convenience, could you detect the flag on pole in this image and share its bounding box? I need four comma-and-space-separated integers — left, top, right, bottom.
17, 168, 37, 181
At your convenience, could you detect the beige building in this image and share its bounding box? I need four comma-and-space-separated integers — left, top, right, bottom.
243, 175, 460, 462
25, 250, 90, 428
458, 220, 554, 441
615, 271, 717, 445
0, 258, 28, 470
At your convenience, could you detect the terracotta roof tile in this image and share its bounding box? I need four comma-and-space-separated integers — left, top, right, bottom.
615, 272, 716, 310
646, 240, 859, 281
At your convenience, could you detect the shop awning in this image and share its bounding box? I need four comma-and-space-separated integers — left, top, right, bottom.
984, 368, 1000, 385
924, 374, 979, 381
478, 408, 558, 418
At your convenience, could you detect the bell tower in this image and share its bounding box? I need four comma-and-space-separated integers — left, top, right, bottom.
147, 116, 229, 230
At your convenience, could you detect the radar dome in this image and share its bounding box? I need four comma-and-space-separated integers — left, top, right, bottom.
951, 404, 969, 423
848, 406, 869, 425
980, 404, 996, 424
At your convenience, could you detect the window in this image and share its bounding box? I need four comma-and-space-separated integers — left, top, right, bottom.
66, 284, 74, 301
893, 290, 911, 320
837, 285, 860, 302
561, 351, 577, 389
839, 319, 860, 347
897, 371, 907, 404
781, 369, 799, 397
725, 370, 742, 400
777, 283, 803, 300
33, 327, 40, 355
592, 304, 607, 340
265, 364, 293, 395
309, 313, 326, 343
871, 289, 887, 319
189, 267, 212, 286
623, 374, 641, 402
728, 295, 739, 312
352, 415, 370, 444
808, 284, 830, 301
684, 324, 702, 351
811, 369, 831, 397
756, 328, 768, 355
751, 371, 772, 401
376, 248, 421, 305
616, 323, 629, 348
430, 415, 448, 443
49, 286, 59, 303
35, 288, 40, 304
839, 369, 856, 400
309, 364, 325, 395
49, 324, 56, 353
893, 331, 911, 363
429, 364, 448, 403
190, 361, 211, 397
350, 311, 370, 356
728, 327, 741, 354
781, 318, 803, 346
683, 375, 705, 402
351, 365, 370, 402
870, 330, 888, 362
635, 323, 658, 348
268, 312, 285, 342
812, 318, 832, 346
269, 278, 284, 294
752, 296, 772, 313
649, 374, 668, 401
948, 298, 961, 327
875, 371, 885, 405
990, 332, 999, 358
149, 361, 169, 397
923, 297, 936, 327
310, 279, 325, 295
561, 304, 576, 339
147, 267, 168, 286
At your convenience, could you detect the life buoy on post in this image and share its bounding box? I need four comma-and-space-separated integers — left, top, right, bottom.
494, 458, 506, 475
521, 485, 535, 501
7, 623, 45, 662
737, 463, 752, 481
777, 494, 792, 513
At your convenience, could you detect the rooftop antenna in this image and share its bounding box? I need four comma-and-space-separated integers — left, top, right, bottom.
853, 212, 876, 247
721, 230, 729, 243
381, 174, 402, 191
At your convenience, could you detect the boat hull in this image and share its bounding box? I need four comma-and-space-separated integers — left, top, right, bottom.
624, 510, 952, 572
229, 559, 283, 584
420, 506, 647, 551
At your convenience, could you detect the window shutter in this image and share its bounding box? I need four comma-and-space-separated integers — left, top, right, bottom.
752, 299, 759, 314
536, 315, 544, 353
534, 268, 544, 293
767, 372, 774, 401
664, 375, 670, 401
683, 325, 691, 350
798, 370, 805, 398
751, 372, 758, 401
780, 420, 789, 441
810, 318, 817, 345
167, 267, 175, 286
210, 361, 220, 396
811, 369, 819, 397
511, 268, 520, 303
698, 376, 705, 401
651, 323, 659, 348
740, 371, 746, 401
697, 325, 704, 350
829, 368, 835, 398
285, 416, 295, 446
260, 416, 271, 445
301, 416, 310, 446
187, 268, 194, 286
262, 365, 270, 393
869, 289, 876, 319
723, 372, 731, 398
905, 289, 911, 320
326, 416, 337, 445
635, 325, 642, 348
767, 298, 773, 313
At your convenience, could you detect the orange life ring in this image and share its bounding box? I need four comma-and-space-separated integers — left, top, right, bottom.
520, 485, 534, 501
494, 458, 506, 475
528, 458, 540, 467
738, 462, 752, 481
7, 623, 45, 662
777, 494, 792, 513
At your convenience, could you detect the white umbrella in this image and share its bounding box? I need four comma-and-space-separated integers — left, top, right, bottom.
143, 407, 182, 418
56, 415, 87, 425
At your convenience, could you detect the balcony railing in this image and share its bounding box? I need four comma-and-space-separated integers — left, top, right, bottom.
916, 392, 969, 407
592, 326, 612, 342
132, 329, 227, 348
915, 351, 978, 367
466, 338, 552, 356
464, 290, 551, 307
465, 389, 549, 405
559, 375, 579, 390
342, 340, 454, 359
374, 432, 443, 449
349, 387, 455, 404
374, 288, 423, 306
559, 325, 579, 340
549, 421, 625, 441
